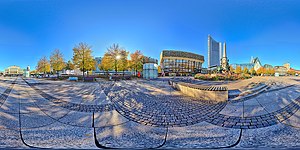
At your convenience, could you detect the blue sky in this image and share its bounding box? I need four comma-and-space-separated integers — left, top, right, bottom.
0, 0, 300, 71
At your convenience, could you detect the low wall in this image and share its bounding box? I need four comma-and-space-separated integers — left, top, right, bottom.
169, 80, 228, 103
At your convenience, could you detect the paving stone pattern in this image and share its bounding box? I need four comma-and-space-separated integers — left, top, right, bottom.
228, 84, 297, 104
108, 81, 300, 129
0, 80, 15, 107
24, 80, 115, 113
207, 98, 300, 129
1, 77, 300, 149
24, 79, 300, 129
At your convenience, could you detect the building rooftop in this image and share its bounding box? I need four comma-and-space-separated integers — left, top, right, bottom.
161, 50, 204, 61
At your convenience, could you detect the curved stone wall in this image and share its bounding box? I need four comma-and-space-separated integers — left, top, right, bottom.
169, 80, 228, 103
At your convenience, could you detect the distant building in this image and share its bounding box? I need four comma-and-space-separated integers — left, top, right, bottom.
264, 64, 273, 69
274, 66, 288, 76
4, 65, 24, 76
160, 50, 204, 76
231, 57, 262, 71
143, 56, 158, 64
201, 68, 208, 74
143, 63, 158, 79
283, 63, 291, 71
208, 35, 222, 69
94, 57, 102, 72
231, 63, 254, 71
251, 57, 262, 71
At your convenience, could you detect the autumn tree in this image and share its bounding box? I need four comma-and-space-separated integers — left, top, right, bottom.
130, 50, 144, 76
30, 70, 37, 75
72, 42, 95, 80
104, 44, 129, 74
235, 66, 242, 74
50, 49, 65, 76
265, 68, 275, 76
269, 68, 275, 76
256, 67, 265, 76
99, 53, 114, 75
287, 70, 296, 76
265, 68, 270, 75
250, 68, 256, 76
36, 56, 51, 75
243, 67, 249, 74
118, 50, 129, 75
229, 65, 234, 73
65, 60, 75, 70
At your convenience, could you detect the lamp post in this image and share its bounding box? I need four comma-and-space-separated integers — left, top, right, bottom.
115, 55, 121, 75
82, 49, 85, 81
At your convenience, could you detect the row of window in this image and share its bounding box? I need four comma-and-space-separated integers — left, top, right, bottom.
162, 59, 202, 73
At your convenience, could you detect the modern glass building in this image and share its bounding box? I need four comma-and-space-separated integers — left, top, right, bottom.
231, 57, 262, 71
143, 63, 158, 79
208, 35, 222, 69
264, 64, 273, 69
231, 63, 254, 70
160, 50, 204, 76
94, 57, 102, 72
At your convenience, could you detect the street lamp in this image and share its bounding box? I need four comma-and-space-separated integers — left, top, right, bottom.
115, 55, 121, 75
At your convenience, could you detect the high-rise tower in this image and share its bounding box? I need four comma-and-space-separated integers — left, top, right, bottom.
208, 35, 222, 70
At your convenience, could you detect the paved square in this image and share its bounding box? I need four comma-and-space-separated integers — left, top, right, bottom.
0, 76, 300, 149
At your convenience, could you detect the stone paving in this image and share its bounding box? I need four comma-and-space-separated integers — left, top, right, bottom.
0, 76, 299, 149
24, 79, 115, 113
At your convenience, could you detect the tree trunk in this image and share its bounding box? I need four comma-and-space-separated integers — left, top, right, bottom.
82, 69, 85, 82
57, 70, 59, 79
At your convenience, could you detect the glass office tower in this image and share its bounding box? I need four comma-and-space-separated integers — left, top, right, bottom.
208, 35, 222, 69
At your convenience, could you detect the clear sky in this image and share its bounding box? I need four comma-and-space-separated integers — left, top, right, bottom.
0, 0, 300, 71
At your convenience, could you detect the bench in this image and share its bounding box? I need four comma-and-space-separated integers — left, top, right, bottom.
68, 77, 78, 81
84, 77, 94, 82
123, 75, 131, 80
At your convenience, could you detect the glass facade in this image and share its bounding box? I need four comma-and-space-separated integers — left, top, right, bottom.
264, 64, 273, 69
231, 57, 262, 71
160, 50, 204, 76
162, 58, 202, 74
231, 63, 254, 70
208, 35, 222, 69
94, 57, 102, 72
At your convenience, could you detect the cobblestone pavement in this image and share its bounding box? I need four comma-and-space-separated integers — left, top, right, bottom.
24, 79, 115, 113
108, 80, 300, 129
0, 77, 299, 149
0, 81, 15, 107
110, 81, 226, 127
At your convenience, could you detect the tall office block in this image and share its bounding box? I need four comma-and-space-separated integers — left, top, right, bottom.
208, 35, 222, 69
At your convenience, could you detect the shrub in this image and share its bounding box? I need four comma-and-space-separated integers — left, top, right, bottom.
194, 73, 251, 81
